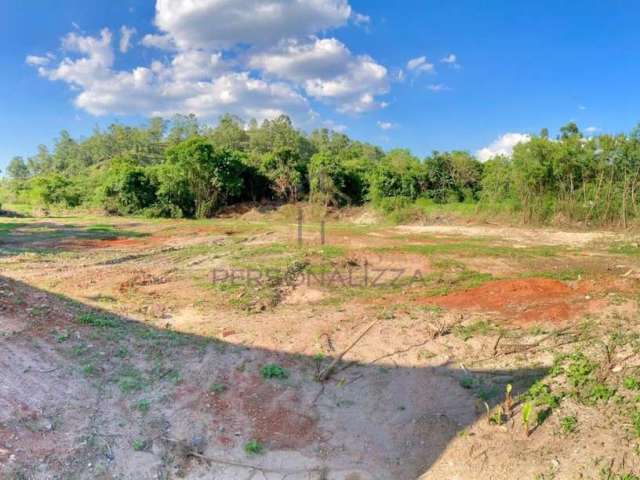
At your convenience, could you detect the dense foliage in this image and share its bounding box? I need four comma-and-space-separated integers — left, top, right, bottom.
3, 115, 640, 226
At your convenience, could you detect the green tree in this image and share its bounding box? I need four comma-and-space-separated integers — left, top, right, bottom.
308, 152, 348, 206
163, 137, 244, 218
101, 156, 157, 214
7, 156, 30, 180
260, 147, 304, 202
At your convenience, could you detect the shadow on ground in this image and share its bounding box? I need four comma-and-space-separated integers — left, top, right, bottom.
0, 275, 547, 480
0, 222, 148, 257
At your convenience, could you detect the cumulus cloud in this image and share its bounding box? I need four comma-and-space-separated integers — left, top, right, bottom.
476, 132, 531, 162
28, 0, 391, 121
585, 126, 600, 134
119, 26, 137, 53
153, 0, 351, 49
406, 56, 434, 74
377, 121, 395, 130
249, 37, 388, 113
32, 29, 309, 121
141, 33, 176, 50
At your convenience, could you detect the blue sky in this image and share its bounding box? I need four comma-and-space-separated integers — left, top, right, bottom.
2, 0, 640, 171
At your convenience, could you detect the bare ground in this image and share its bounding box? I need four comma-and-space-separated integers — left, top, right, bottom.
2, 213, 640, 479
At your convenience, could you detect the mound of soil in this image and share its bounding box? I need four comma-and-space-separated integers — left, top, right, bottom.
423, 278, 597, 324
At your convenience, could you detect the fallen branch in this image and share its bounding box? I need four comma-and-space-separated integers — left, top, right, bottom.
316, 318, 380, 382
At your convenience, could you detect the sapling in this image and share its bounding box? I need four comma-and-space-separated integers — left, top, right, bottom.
504, 383, 513, 417
522, 401, 533, 436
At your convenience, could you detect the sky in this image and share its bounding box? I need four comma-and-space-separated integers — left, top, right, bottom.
2, 0, 640, 171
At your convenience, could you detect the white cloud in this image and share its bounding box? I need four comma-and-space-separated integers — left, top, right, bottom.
578, 105, 587, 111
154, 0, 351, 49
352, 12, 370, 25
249, 37, 388, 113
141, 33, 176, 50
119, 25, 137, 53
377, 121, 395, 130
406, 56, 434, 74
585, 126, 600, 134
476, 132, 531, 162
440, 53, 460, 68
426, 83, 449, 92
32, 29, 310, 122
323, 119, 347, 132
28, 0, 390, 121
25, 54, 52, 66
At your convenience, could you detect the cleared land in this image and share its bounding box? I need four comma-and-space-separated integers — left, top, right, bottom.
1, 207, 640, 479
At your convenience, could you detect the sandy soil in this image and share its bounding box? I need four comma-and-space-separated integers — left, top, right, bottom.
1, 215, 640, 479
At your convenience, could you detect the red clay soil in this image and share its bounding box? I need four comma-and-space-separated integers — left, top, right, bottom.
422, 278, 598, 324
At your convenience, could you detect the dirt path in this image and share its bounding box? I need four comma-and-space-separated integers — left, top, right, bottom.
395, 224, 619, 246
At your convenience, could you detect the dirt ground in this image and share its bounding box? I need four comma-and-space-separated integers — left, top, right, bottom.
2, 210, 640, 479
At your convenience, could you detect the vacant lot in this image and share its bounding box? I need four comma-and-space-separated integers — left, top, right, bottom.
2, 208, 640, 479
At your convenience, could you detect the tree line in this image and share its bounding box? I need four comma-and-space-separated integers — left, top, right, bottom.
3, 114, 640, 226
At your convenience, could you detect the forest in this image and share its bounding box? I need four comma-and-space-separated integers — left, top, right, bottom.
4, 114, 640, 226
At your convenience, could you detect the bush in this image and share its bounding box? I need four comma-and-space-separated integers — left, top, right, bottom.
161, 137, 245, 218
101, 156, 157, 214
308, 151, 349, 206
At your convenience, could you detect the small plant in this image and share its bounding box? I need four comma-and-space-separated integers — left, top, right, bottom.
244, 439, 264, 455
82, 363, 97, 376
504, 383, 513, 416
132, 439, 146, 451
135, 399, 150, 413
489, 405, 504, 425
525, 381, 561, 408
209, 383, 227, 394
459, 376, 475, 389
260, 363, 289, 379
560, 415, 577, 434
55, 329, 70, 343
624, 377, 640, 390
632, 410, 640, 437
76, 312, 119, 328
587, 383, 615, 404
118, 367, 145, 393
522, 401, 533, 436
536, 407, 552, 426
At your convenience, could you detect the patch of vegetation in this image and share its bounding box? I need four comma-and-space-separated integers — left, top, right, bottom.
134, 399, 150, 413
624, 377, 640, 391
132, 439, 147, 451
117, 367, 146, 393
524, 381, 562, 409
453, 320, 497, 341
76, 312, 120, 328
560, 415, 578, 434
209, 383, 227, 394
244, 439, 264, 455
260, 363, 289, 380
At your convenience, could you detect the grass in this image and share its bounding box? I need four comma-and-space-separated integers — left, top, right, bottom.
76, 312, 120, 328
134, 399, 151, 413
381, 241, 558, 259
209, 383, 227, 394
117, 366, 146, 393
260, 363, 289, 379
453, 320, 497, 341
560, 415, 578, 434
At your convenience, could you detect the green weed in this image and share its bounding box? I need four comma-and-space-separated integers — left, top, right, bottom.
260, 363, 289, 380
244, 439, 264, 455
560, 415, 577, 434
